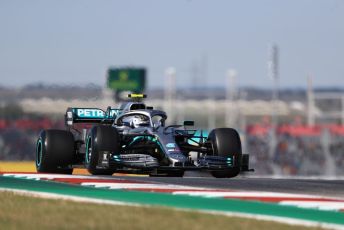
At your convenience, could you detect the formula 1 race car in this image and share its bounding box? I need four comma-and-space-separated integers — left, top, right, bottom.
36, 94, 252, 178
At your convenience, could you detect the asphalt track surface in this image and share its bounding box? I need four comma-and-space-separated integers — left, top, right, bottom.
110, 173, 344, 198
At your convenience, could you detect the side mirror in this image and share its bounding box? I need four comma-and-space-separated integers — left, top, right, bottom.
183, 120, 194, 126
153, 122, 161, 131
105, 106, 111, 118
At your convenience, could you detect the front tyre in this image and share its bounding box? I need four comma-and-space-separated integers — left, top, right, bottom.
85, 126, 119, 175
36, 129, 74, 174
208, 128, 242, 178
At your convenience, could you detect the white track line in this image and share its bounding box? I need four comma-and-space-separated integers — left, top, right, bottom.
172, 191, 319, 198
3, 173, 101, 179
81, 182, 197, 190
245, 175, 344, 180
280, 201, 344, 211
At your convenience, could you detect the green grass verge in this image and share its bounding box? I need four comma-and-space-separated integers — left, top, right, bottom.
0, 191, 323, 230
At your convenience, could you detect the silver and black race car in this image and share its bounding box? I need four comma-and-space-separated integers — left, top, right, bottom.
36, 94, 252, 178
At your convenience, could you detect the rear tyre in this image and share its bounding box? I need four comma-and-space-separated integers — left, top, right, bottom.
36, 129, 74, 174
85, 126, 119, 175
208, 128, 242, 178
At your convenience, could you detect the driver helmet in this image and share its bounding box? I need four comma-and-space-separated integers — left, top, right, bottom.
131, 117, 149, 128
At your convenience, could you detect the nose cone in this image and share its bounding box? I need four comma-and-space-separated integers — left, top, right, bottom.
168, 153, 187, 166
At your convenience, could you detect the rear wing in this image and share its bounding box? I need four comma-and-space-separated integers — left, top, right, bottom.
65, 107, 121, 126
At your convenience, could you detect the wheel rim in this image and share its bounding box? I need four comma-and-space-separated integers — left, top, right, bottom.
85, 136, 92, 164
36, 139, 43, 167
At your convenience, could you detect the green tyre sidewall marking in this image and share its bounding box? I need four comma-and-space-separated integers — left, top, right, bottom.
36, 138, 43, 168
85, 136, 91, 165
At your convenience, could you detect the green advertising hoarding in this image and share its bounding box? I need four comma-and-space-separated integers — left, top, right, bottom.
107, 68, 146, 93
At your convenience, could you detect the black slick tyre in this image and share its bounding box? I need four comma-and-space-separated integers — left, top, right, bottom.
208, 128, 242, 178
36, 129, 74, 174
85, 126, 119, 175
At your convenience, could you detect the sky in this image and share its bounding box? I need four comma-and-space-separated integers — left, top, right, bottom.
0, 0, 343, 89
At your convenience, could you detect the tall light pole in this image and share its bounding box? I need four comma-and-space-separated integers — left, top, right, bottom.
268, 44, 279, 128
307, 76, 315, 126
267, 44, 279, 174
342, 96, 344, 125
165, 67, 176, 124
225, 69, 237, 128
